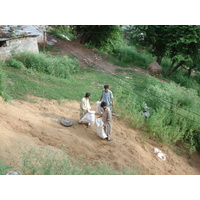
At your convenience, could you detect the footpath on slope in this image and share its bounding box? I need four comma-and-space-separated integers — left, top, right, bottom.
48, 35, 167, 83
0, 96, 200, 175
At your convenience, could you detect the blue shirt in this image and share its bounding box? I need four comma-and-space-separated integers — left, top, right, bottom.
101, 89, 113, 107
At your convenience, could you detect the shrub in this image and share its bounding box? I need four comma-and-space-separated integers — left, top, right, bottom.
114, 75, 200, 152
0, 60, 10, 100
166, 70, 200, 97
5, 57, 25, 69
112, 44, 153, 68
7, 52, 80, 78
48, 25, 76, 41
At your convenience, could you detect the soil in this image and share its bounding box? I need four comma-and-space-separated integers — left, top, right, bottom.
1, 36, 200, 175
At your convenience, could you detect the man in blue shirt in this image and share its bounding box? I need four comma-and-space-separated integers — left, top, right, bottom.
100, 85, 114, 111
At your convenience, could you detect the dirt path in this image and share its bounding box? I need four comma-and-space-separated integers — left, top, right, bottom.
49, 35, 168, 83
1, 95, 200, 175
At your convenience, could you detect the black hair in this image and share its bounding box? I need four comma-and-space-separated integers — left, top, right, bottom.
101, 101, 107, 107
85, 92, 91, 98
104, 85, 109, 89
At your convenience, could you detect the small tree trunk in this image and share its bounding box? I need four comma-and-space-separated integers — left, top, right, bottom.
156, 55, 162, 65
164, 60, 175, 77
187, 65, 196, 78
166, 61, 185, 76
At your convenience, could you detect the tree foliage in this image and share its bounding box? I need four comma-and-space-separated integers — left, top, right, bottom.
73, 25, 123, 52
126, 25, 200, 76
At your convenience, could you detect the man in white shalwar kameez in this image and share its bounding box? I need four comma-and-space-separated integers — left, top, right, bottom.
79, 92, 91, 128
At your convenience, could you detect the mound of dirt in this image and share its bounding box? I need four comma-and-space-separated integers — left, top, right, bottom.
0, 96, 200, 175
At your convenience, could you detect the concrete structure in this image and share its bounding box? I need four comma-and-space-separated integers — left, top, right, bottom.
0, 25, 46, 59
0, 37, 39, 59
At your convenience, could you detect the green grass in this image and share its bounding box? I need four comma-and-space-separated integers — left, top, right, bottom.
114, 68, 200, 152
2, 147, 138, 175
5, 66, 119, 102
0, 60, 11, 101
0, 159, 12, 175
4, 65, 200, 153
110, 44, 154, 69
47, 25, 76, 41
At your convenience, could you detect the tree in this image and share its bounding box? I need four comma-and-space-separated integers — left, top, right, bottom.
127, 25, 200, 76
125, 25, 171, 64
165, 25, 200, 76
72, 25, 123, 52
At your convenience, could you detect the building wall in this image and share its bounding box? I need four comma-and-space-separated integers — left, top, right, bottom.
0, 37, 39, 59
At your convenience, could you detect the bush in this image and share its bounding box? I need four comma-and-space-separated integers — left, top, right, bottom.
6, 52, 80, 78
48, 25, 76, 41
112, 44, 153, 68
0, 60, 10, 100
166, 70, 200, 97
5, 57, 25, 69
114, 75, 200, 152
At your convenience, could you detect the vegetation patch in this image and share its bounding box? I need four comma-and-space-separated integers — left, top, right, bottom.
112, 44, 154, 68
6, 51, 80, 78
0, 60, 11, 101
2, 147, 138, 175
114, 70, 200, 153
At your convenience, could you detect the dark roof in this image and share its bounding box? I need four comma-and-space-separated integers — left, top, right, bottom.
0, 25, 42, 41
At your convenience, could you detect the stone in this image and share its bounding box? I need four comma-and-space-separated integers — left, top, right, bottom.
147, 61, 162, 75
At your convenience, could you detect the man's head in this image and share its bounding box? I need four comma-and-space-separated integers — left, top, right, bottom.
101, 101, 107, 110
104, 85, 109, 92
85, 92, 91, 98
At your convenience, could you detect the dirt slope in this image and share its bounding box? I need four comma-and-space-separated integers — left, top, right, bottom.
49, 35, 168, 84
0, 96, 200, 175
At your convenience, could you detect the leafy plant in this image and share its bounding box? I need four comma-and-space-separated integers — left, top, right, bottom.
5, 57, 25, 69
48, 25, 76, 41
113, 70, 200, 152
73, 25, 123, 52
0, 60, 11, 100
6, 51, 80, 78
112, 43, 153, 68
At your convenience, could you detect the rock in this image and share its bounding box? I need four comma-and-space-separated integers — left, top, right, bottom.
6, 171, 22, 175
147, 61, 162, 75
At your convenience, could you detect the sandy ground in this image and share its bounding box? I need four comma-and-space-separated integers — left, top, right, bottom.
1, 36, 200, 175
0, 95, 200, 175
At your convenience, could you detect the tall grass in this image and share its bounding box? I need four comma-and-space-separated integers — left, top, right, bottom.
160, 57, 200, 97
47, 25, 76, 41
111, 44, 154, 68
0, 60, 11, 100
114, 70, 200, 153
5, 51, 80, 78
166, 70, 200, 97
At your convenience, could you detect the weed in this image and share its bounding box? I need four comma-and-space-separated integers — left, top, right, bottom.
2, 146, 137, 175
0, 60, 11, 100
0, 159, 12, 175
7, 51, 80, 79
111, 44, 154, 68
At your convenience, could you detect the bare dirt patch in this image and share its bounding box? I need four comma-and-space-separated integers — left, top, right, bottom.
1, 96, 200, 175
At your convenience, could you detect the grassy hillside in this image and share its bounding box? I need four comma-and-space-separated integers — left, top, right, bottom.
2, 52, 200, 153
1, 50, 200, 174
